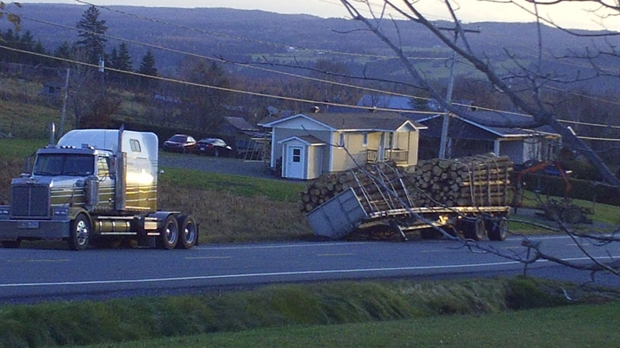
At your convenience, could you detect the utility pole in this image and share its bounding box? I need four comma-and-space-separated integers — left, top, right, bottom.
59, 67, 70, 140
437, 26, 480, 159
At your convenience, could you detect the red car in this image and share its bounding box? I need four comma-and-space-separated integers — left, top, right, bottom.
162, 134, 197, 153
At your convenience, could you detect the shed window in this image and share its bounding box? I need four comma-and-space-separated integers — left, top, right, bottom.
339, 133, 345, 147
362, 133, 368, 147
293, 148, 301, 162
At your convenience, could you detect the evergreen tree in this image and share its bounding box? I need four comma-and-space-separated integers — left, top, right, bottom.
137, 49, 157, 76
108, 47, 118, 69
76, 5, 108, 65
54, 41, 74, 60
115, 42, 132, 71
137, 49, 157, 89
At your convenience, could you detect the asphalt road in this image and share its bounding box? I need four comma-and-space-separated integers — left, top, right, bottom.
2, 153, 617, 304
1, 235, 619, 304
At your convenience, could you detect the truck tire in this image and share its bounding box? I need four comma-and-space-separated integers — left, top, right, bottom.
157, 215, 179, 250
464, 217, 486, 241
68, 213, 91, 251
1, 240, 21, 248
487, 217, 508, 241
176, 215, 197, 249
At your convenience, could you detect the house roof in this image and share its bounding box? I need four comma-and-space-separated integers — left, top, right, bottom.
278, 135, 326, 146
262, 112, 427, 132
409, 110, 559, 140
223, 116, 259, 132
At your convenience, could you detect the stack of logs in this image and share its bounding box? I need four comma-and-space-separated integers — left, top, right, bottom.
406, 154, 512, 207
300, 154, 512, 214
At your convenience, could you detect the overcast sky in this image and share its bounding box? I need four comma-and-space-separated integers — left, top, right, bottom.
12, 0, 619, 31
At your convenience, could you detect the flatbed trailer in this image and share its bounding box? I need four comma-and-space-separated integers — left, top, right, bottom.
305, 155, 512, 242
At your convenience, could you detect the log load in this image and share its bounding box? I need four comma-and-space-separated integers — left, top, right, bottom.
300, 154, 512, 214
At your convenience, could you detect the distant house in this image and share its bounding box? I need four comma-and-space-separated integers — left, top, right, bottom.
260, 111, 427, 180
410, 111, 561, 164
39, 82, 64, 98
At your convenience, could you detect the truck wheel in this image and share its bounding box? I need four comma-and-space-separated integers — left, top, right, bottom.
157, 215, 179, 250
176, 215, 197, 249
464, 217, 486, 241
1, 240, 21, 248
487, 217, 508, 241
68, 213, 90, 251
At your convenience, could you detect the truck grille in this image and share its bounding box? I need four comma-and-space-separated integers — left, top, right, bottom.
11, 185, 50, 217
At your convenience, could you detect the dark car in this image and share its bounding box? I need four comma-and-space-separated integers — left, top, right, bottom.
195, 138, 233, 157
162, 134, 197, 153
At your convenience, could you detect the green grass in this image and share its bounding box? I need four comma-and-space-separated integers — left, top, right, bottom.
1, 277, 617, 348
160, 167, 305, 203
0, 138, 48, 159
81, 301, 620, 348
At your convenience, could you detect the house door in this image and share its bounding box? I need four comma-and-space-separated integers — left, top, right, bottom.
285, 146, 304, 179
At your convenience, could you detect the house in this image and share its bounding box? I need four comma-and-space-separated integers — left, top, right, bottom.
39, 82, 64, 98
218, 116, 261, 138
260, 111, 427, 180
410, 111, 561, 164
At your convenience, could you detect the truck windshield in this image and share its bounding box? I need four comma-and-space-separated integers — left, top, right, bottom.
33, 154, 95, 176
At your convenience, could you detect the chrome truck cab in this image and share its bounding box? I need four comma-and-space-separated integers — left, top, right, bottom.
0, 128, 198, 250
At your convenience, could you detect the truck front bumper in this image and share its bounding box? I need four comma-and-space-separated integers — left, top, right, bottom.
0, 219, 71, 240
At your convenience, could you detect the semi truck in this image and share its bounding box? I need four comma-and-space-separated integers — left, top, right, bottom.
304, 155, 512, 242
0, 127, 198, 250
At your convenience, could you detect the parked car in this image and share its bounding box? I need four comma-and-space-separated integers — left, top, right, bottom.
162, 134, 197, 153
195, 138, 233, 157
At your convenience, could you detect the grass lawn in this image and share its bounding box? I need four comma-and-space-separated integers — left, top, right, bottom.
82, 300, 620, 348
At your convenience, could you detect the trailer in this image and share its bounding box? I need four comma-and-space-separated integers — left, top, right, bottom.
304, 155, 512, 241
0, 126, 198, 250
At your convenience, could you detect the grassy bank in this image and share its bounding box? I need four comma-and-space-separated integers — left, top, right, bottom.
1, 277, 618, 348
83, 300, 620, 348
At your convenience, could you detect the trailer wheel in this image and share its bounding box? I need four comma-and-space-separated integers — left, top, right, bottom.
562, 207, 583, 224
464, 217, 486, 241
176, 215, 197, 249
420, 229, 443, 240
157, 215, 179, 250
487, 217, 508, 241
68, 213, 90, 251
1, 240, 21, 248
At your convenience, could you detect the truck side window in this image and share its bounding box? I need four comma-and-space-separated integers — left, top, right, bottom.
97, 157, 110, 179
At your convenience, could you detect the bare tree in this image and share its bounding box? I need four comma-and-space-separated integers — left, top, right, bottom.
335, 0, 620, 281
339, 0, 620, 186
0, 1, 21, 31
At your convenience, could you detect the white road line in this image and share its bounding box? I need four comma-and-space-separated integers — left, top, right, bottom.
0, 256, 606, 288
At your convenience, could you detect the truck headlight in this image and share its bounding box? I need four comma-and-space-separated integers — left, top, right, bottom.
0, 207, 9, 215
53, 207, 69, 216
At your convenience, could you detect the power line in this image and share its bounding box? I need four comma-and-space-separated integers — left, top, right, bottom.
0, 44, 437, 115
4, 3, 619, 136
2, 44, 617, 142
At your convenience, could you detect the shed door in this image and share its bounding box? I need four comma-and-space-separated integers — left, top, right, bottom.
285, 146, 305, 179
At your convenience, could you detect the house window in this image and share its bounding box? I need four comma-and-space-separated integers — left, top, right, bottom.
362, 133, 368, 147
339, 133, 345, 147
